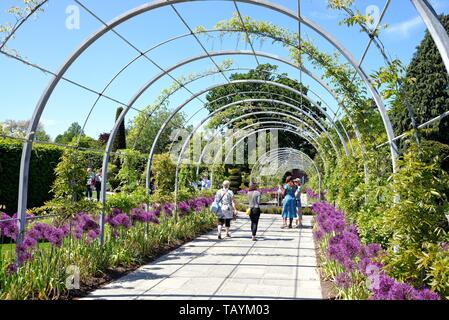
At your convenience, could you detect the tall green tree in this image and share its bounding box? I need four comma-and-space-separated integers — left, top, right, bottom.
112, 107, 127, 152
127, 106, 186, 154
391, 15, 449, 145
55, 122, 84, 145
205, 64, 321, 158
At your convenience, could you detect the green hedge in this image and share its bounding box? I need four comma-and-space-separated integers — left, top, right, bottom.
0, 139, 63, 214
0, 139, 104, 214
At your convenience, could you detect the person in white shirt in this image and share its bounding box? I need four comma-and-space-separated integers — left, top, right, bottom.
214, 180, 236, 239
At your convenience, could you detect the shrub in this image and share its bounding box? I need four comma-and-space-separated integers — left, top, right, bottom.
0, 139, 63, 214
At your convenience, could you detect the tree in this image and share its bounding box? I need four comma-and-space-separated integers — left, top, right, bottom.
1, 119, 50, 142
390, 15, 449, 145
205, 64, 320, 158
112, 107, 127, 152
55, 122, 84, 145
127, 105, 186, 154
98, 132, 110, 145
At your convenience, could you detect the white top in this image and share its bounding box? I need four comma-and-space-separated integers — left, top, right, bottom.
215, 188, 234, 219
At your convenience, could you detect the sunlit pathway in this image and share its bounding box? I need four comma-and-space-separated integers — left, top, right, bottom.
83, 214, 322, 300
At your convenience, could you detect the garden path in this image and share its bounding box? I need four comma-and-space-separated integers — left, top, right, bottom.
83, 214, 322, 300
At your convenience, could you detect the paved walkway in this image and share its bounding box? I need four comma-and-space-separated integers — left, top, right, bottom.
84, 214, 322, 300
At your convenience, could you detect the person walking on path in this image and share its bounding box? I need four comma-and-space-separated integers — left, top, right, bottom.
294, 178, 302, 228
95, 170, 102, 202
248, 182, 261, 241
214, 180, 236, 239
281, 176, 298, 229
86, 168, 96, 200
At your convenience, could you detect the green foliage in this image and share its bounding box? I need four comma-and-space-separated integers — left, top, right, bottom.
54, 122, 84, 145
390, 15, 449, 145
106, 187, 150, 214
178, 165, 197, 193
152, 153, 176, 197
383, 145, 449, 248
228, 166, 242, 193
0, 208, 215, 300
204, 63, 318, 157
0, 139, 62, 214
115, 149, 146, 193
51, 149, 87, 202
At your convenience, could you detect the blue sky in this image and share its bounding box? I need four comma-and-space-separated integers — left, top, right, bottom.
1, 0, 448, 141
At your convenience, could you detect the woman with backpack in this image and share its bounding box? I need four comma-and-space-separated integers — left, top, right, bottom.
214, 180, 236, 239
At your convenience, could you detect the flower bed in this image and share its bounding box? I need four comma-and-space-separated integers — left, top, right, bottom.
312, 201, 441, 300
0, 196, 215, 300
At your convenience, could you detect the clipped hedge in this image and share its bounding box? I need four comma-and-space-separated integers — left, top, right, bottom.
0, 139, 104, 214
0, 139, 63, 214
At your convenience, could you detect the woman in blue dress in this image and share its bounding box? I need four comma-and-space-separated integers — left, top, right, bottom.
281, 176, 298, 229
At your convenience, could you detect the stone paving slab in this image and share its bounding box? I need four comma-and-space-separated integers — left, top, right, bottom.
84, 214, 322, 300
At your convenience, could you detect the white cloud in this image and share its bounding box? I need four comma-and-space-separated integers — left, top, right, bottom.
385, 16, 423, 39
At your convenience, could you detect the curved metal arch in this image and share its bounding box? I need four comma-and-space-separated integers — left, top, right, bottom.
253, 150, 314, 182
117, 49, 366, 185
174, 104, 338, 167
12, 0, 449, 245
195, 119, 328, 179
116, 50, 364, 158
251, 148, 321, 198
211, 96, 346, 154
218, 131, 318, 180
203, 89, 352, 155
173, 109, 335, 202
145, 79, 347, 194
209, 129, 322, 200
68, 27, 364, 152
18, 0, 400, 244
201, 119, 328, 174
207, 121, 328, 185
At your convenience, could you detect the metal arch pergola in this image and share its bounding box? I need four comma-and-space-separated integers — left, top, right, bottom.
119, 50, 366, 159
1, 0, 446, 247
172, 106, 339, 190
211, 127, 322, 192
250, 148, 321, 199
201, 120, 329, 167
195, 119, 329, 179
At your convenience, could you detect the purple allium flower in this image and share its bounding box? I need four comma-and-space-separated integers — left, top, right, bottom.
335, 272, 353, 289
414, 288, 440, 300
114, 214, 130, 228
16, 244, 33, 264
387, 282, 418, 300
23, 236, 37, 249
48, 227, 65, 247
178, 202, 191, 215
370, 274, 395, 300
313, 229, 324, 241
6, 263, 17, 274
71, 212, 100, 242
86, 229, 99, 243
439, 242, 448, 251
